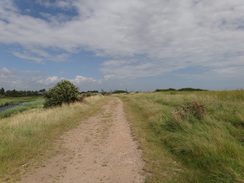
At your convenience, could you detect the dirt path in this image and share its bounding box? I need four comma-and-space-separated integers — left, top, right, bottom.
18, 97, 145, 183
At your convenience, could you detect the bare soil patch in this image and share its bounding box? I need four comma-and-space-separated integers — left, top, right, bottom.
17, 97, 145, 183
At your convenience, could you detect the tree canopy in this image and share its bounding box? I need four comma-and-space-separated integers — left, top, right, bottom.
44, 80, 80, 108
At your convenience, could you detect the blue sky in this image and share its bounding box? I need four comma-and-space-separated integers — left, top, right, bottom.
0, 0, 244, 91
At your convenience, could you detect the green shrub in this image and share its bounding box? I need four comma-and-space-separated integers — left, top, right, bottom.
44, 80, 80, 108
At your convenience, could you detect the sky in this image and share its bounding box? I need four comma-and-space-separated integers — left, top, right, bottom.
0, 0, 244, 92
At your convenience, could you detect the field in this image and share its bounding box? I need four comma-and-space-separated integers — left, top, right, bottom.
119, 90, 244, 183
0, 91, 244, 183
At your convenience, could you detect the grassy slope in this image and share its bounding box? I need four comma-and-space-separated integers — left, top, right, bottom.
0, 96, 105, 182
119, 90, 244, 183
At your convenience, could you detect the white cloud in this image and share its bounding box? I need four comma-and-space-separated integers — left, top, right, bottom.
71, 76, 96, 84
0, 0, 244, 80
11, 48, 70, 63
0, 67, 100, 91
36, 76, 61, 85
31, 75, 100, 90
12, 52, 44, 63
36, 0, 75, 9
212, 67, 244, 77
1, 67, 11, 74
0, 68, 25, 89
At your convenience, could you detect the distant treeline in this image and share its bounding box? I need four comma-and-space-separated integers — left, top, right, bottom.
112, 90, 129, 94
0, 87, 208, 97
0, 88, 46, 97
82, 90, 129, 96
155, 88, 208, 92
80, 90, 99, 94
80, 90, 100, 97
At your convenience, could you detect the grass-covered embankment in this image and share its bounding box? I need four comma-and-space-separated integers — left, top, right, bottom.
119, 90, 244, 183
0, 95, 105, 182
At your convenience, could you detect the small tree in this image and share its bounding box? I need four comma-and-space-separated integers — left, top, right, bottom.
44, 80, 80, 108
0, 87, 5, 96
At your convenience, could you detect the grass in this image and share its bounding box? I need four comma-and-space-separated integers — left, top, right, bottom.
0, 97, 45, 119
118, 90, 244, 183
0, 97, 38, 107
0, 95, 105, 182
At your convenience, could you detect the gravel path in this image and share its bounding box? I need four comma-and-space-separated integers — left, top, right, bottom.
18, 97, 145, 183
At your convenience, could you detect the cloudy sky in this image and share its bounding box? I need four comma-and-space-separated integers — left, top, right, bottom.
0, 0, 244, 91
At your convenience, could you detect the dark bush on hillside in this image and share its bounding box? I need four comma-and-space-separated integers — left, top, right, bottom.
44, 80, 80, 108
155, 88, 207, 92
112, 90, 128, 94
155, 88, 176, 92
179, 101, 206, 120
178, 88, 207, 91
101, 92, 111, 96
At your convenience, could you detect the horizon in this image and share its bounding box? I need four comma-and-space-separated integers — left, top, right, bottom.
1, 85, 243, 93
1, 0, 244, 91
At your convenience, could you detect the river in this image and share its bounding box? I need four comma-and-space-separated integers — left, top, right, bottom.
0, 103, 23, 112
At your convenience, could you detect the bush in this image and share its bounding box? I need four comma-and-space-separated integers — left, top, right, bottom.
155, 88, 176, 92
178, 88, 207, 91
112, 90, 129, 94
44, 80, 80, 108
174, 100, 206, 120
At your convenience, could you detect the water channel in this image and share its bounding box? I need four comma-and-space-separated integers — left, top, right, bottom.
0, 103, 23, 112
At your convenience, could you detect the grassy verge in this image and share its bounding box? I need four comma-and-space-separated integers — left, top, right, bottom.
0, 95, 105, 182
118, 91, 244, 183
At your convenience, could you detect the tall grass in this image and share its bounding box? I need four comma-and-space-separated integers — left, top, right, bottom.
119, 91, 244, 183
0, 95, 105, 182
